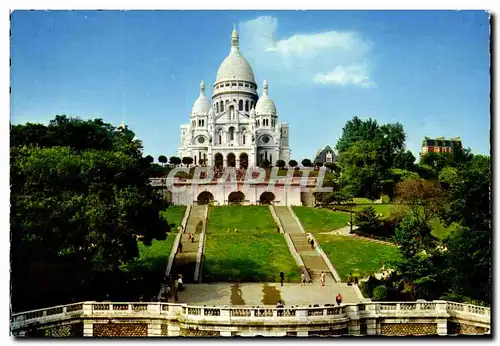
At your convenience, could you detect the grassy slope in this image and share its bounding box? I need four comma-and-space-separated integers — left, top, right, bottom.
203, 206, 301, 282
293, 206, 350, 234
316, 235, 401, 280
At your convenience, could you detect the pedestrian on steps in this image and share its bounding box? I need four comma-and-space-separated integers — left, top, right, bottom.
187, 232, 191, 241
310, 238, 315, 250
320, 271, 326, 286
280, 271, 285, 286
336, 293, 343, 306
301, 273, 306, 286
191, 234, 195, 243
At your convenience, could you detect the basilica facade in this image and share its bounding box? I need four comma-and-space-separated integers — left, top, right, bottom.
178, 27, 291, 169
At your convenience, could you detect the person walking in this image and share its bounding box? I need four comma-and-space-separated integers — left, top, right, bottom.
280, 271, 285, 286
336, 293, 343, 306
310, 238, 315, 250
187, 232, 191, 241
320, 271, 326, 287
191, 234, 195, 243
301, 273, 306, 286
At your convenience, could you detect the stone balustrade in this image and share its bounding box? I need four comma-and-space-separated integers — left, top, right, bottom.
10, 300, 490, 337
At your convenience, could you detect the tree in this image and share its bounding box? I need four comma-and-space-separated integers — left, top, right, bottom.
315, 161, 323, 167
276, 159, 286, 169
337, 140, 383, 199
158, 155, 168, 166
182, 156, 193, 166
260, 159, 271, 169
354, 206, 381, 234
395, 178, 445, 229
439, 154, 491, 304
288, 159, 298, 168
10, 116, 169, 312
145, 155, 154, 164
324, 162, 338, 172
301, 158, 312, 167
335, 116, 380, 154
169, 156, 181, 166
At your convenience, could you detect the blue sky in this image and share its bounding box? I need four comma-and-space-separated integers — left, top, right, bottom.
10, 10, 490, 162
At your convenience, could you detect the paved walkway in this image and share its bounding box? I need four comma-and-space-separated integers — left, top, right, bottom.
274, 207, 332, 283
170, 205, 206, 283
172, 282, 361, 306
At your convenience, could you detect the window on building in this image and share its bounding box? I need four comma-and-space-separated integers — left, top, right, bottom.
239, 100, 243, 111
219, 135, 222, 144
232, 83, 236, 86
245, 100, 249, 111
221, 101, 224, 112
238, 83, 243, 86
216, 103, 219, 113
243, 134, 246, 145
229, 127, 234, 141
245, 84, 249, 87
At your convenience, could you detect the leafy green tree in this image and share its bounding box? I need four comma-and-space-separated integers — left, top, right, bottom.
301, 158, 312, 167
169, 156, 181, 166
315, 161, 323, 167
145, 155, 154, 164
158, 155, 168, 166
440, 154, 491, 304
324, 162, 338, 172
276, 159, 286, 168
288, 159, 298, 168
182, 156, 194, 166
337, 140, 383, 199
10, 116, 169, 312
335, 116, 380, 154
354, 206, 381, 234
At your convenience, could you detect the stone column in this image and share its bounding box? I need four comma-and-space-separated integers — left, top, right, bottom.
148, 322, 162, 336
434, 300, 448, 335
83, 320, 93, 337
345, 305, 360, 336
167, 323, 180, 336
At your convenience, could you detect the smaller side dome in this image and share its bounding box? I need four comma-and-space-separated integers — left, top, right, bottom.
192, 80, 211, 115
255, 79, 276, 115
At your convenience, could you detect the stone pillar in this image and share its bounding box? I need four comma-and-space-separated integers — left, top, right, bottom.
167, 323, 180, 337
434, 300, 448, 335
366, 319, 377, 335
83, 320, 93, 337
345, 305, 360, 336
148, 322, 162, 336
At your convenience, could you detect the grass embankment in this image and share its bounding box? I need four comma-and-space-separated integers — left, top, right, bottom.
293, 206, 399, 279
120, 206, 186, 298
293, 206, 350, 233
203, 206, 301, 283
316, 235, 401, 280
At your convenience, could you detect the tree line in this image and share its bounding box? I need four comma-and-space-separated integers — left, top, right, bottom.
10, 115, 171, 312
329, 116, 491, 306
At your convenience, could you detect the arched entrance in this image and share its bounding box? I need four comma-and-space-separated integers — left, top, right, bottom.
227, 153, 236, 167
239, 152, 249, 169
228, 191, 245, 205
259, 192, 276, 205
214, 153, 223, 168
197, 191, 214, 205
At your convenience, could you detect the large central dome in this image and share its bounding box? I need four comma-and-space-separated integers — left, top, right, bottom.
215, 28, 256, 85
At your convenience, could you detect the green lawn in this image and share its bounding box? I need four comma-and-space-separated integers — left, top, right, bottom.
293, 206, 350, 234
316, 234, 401, 280
203, 206, 301, 283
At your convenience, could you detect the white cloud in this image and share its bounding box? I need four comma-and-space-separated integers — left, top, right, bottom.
313, 64, 375, 87
239, 16, 375, 88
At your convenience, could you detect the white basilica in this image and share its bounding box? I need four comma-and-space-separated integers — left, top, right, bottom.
178, 27, 291, 169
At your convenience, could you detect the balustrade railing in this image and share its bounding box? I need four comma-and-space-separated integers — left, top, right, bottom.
11, 300, 490, 331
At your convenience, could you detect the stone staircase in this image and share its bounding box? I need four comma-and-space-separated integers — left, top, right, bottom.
170, 205, 207, 284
